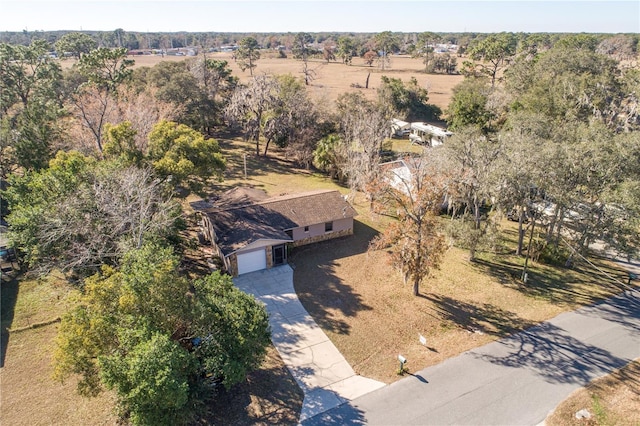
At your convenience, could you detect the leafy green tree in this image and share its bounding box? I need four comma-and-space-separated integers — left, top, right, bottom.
464, 33, 518, 87
377, 75, 441, 122
373, 31, 400, 70
236, 36, 260, 76
554, 33, 600, 52
443, 126, 504, 261
147, 120, 225, 189
0, 39, 61, 112
55, 32, 97, 60
103, 121, 143, 166
495, 112, 551, 255
54, 243, 271, 425
414, 32, 442, 73
140, 58, 236, 135
505, 44, 624, 129
446, 77, 494, 132
78, 47, 134, 92
0, 39, 63, 175
313, 134, 345, 181
336, 36, 357, 65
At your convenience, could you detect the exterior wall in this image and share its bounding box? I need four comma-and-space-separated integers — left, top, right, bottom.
266, 245, 274, 268
291, 218, 354, 247
200, 214, 216, 244
228, 253, 238, 276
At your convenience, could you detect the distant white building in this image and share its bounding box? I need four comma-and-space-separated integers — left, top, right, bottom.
390, 118, 411, 137
379, 159, 413, 195
409, 123, 453, 147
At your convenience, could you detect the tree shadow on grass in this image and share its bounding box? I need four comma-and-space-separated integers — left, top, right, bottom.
290, 220, 378, 335
473, 321, 633, 386
203, 346, 304, 425
213, 137, 308, 185
470, 255, 624, 307
421, 293, 537, 337
1, 270, 20, 368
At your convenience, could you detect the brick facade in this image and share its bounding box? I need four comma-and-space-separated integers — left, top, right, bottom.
291, 228, 353, 247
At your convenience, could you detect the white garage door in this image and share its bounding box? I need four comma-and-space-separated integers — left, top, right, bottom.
237, 249, 267, 275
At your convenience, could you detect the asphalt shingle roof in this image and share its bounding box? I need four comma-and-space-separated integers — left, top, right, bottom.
199, 188, 357, 255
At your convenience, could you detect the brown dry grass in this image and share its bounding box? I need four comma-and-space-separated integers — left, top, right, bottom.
1, 274, 119, 425
545, 359, 640, 426
291, 210, 629, 383
127, 52, 464, 112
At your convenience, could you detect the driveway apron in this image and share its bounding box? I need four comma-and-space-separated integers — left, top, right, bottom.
233, 265, 386, 421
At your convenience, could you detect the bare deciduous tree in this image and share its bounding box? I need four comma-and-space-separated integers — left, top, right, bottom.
370, 155, 448, 296
35, 165, 180, 276
225, 74, 281, 156
336, 92, 389, 195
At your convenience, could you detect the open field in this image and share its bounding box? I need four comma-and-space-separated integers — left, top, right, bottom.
125, 52, 464, 112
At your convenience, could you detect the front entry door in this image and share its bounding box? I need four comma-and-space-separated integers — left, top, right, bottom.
272, 244, 286, 266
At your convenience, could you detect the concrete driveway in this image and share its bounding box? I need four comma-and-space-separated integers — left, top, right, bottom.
233, 265, 385, 421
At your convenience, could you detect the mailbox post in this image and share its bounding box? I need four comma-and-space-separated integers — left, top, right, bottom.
398, 354, 407, 375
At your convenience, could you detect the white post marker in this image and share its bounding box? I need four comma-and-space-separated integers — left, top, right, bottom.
419, 334, 427, 346
398, 354, 407, 374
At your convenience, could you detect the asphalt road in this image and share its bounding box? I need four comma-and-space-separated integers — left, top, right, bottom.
303, 288, 640, 425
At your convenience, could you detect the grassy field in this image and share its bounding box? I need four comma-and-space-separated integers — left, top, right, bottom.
106, 51, 465, 113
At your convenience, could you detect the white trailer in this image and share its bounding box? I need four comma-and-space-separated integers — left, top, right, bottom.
391, 118, 411, 137
409, 122, 452, 147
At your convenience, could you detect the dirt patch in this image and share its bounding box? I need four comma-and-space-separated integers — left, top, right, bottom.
204, 345, 303, 425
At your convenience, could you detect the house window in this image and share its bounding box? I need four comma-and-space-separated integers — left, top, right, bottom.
324, 221, 333, 232
304, 226, 309, 233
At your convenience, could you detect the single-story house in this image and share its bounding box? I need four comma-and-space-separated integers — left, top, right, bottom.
192, 187, 357, 276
